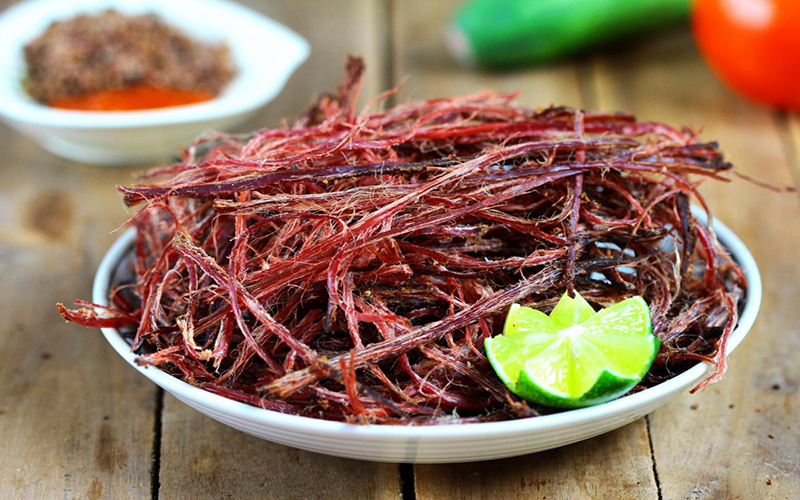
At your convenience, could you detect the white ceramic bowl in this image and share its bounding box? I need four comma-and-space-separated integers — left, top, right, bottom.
94, 211, 761, 463
0, 0, 308, 165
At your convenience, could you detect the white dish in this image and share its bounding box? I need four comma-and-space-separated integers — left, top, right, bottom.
94, 210, 761, 463
0, 0, 309, 165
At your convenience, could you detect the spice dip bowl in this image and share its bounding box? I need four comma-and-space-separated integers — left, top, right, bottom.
0, 0, 309, 165
92, 208, 761, 463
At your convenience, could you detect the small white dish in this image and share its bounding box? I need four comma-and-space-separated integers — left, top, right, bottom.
93, 210, 761, 463
0, 0, 309, 165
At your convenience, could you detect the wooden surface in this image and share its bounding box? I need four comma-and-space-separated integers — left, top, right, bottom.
0, 1, 798, 499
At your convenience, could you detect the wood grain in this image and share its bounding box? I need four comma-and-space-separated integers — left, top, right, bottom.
157, 395, 400, 500
393, 1, 657, 498
414, 424, 657, 500
592, 30, 800, 500
154, 2, 402, 499
0, 142, 157, 498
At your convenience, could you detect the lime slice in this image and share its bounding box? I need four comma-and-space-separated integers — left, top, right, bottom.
485, 293, 659, 408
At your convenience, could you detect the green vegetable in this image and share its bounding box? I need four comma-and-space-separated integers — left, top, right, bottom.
449, 0, 690, 67
485, 292, 659, 408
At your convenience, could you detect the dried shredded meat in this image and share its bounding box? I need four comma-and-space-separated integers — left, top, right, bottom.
60, 57, 748, 424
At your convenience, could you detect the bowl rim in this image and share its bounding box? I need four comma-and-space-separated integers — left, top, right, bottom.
0, 0, 310, 129
94, 206, 761, 439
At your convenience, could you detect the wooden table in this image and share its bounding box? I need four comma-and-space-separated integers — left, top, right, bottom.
1, 1, 799, 498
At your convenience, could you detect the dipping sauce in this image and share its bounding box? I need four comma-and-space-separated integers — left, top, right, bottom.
50, 84, 215, 111
24, 10, 235, 111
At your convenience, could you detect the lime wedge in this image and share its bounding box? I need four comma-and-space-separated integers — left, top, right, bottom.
485, 293, 659, 408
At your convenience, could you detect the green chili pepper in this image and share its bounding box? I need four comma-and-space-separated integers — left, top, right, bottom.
449, 0, 690, 68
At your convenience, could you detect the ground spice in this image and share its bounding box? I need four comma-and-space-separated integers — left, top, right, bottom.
25, 10, 234, 109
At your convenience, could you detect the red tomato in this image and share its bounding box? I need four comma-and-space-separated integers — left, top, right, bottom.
693, 0, 800, 109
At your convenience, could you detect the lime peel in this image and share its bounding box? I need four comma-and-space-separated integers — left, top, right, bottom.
485, 292, 659, 408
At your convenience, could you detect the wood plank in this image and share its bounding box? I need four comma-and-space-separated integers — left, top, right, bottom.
414, 424, 657, 500
393, 1, 657, 498
155, 2, 401, 499
158, 395, 401, 500
591, 30, 800, 499
0, 144, 157, 497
